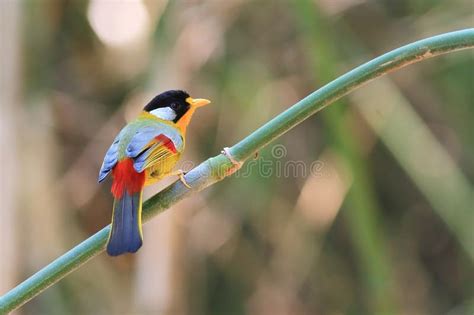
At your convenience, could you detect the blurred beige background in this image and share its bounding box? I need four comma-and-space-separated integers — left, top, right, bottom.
1, 0, 473, 314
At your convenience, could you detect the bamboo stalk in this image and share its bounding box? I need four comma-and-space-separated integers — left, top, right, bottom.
1, 29, 473, 314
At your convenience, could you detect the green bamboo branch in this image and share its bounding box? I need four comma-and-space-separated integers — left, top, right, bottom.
1, 29, 473, 314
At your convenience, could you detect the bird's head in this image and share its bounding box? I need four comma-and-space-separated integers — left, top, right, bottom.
143, 90, 210, 133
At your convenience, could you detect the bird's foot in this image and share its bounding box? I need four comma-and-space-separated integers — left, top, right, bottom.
221, 147, 243, 176
172, 169, 192, 188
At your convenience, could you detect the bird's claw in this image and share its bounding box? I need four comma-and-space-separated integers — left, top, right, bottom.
175, 169, 192, 188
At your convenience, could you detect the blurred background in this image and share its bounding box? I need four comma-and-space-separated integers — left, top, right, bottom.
1, 0, 473, 314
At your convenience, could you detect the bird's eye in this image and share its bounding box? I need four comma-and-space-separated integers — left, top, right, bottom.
170, 102, 180, 110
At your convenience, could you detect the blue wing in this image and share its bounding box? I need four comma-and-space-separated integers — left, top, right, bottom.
126, 124, 183, 173
98, 134, 121, 182
126, 126, 163, 158
99, 121, 183, 181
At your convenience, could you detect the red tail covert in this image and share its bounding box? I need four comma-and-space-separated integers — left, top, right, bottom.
111, 158, 145, 198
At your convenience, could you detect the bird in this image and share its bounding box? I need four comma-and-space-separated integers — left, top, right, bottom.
98, 90, 210, 256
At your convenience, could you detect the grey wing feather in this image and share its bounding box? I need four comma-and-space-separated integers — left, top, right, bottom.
133, 142, 171, 173
126, 127, 161, 158
98, 135, 120, 182
125, 123, 183, 173
133, 143, 156, 173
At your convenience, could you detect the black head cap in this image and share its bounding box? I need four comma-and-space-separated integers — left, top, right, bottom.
143, 90, 191, 122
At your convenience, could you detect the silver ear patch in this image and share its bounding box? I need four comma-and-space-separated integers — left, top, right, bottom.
150, 107, 177, 121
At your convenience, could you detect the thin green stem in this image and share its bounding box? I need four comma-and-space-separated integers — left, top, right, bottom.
1, 29, 473, 314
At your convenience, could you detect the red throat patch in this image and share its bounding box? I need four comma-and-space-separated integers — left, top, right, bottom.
111, 159, 145, 198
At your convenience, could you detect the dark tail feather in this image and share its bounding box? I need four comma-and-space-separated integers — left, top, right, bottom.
106, 191, 143, 256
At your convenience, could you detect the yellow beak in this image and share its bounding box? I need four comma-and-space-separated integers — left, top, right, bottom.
188, 97, 211, 108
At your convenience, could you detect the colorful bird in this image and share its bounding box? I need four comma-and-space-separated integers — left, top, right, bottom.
98, 90, 210, 256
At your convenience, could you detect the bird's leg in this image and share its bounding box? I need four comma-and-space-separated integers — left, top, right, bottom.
221, 147, 243, 176
169, 169, 192, 188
